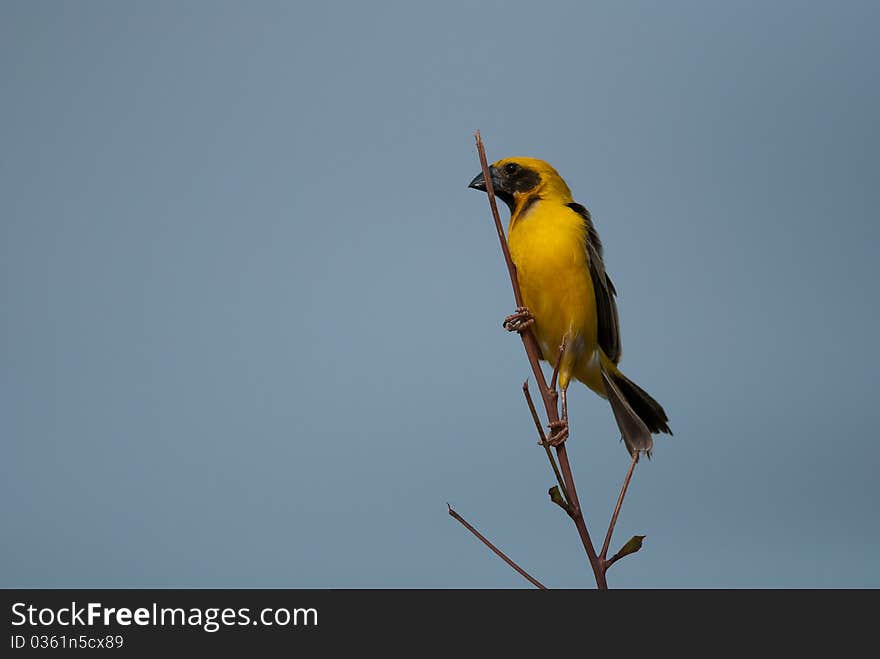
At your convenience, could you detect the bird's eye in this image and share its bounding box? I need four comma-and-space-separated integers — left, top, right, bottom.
504, 163, 520, 175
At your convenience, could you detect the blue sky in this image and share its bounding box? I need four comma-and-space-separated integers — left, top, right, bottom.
2, 0, 878, 587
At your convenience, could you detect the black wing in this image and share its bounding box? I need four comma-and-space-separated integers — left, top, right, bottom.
567, 202, 622, 363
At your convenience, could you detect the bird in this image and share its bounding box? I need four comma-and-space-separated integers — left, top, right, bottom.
468, 157, 671, 456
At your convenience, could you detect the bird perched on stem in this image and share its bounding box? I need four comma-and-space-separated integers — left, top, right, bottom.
469, 157, 671, 456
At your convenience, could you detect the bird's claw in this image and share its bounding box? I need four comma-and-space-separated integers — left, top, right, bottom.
545, 419, 569, 447
503, 307, 535, 333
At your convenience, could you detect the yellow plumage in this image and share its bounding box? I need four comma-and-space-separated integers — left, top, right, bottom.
469, 156, 671, 455
508, 179, 603, 394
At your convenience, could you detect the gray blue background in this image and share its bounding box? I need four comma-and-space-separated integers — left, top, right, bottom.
2, 1, 878, 588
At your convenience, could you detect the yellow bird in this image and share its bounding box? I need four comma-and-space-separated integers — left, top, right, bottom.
469, 157, 671, 455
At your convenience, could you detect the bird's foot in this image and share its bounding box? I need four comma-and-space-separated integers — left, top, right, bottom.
545, 418, 569, 447
503, 307, 535, 333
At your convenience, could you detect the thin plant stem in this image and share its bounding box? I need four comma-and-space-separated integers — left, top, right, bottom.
600, 452, 639, 561
448, 505, 547, 589
523, 380, 570, 508
474, 130, 607, 590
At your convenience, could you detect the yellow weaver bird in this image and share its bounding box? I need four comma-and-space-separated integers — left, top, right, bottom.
469, 157, 671, 456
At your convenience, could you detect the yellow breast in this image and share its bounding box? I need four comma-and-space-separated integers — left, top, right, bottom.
509, 202, 598, 387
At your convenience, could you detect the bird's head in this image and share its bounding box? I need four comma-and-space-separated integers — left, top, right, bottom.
468, 157, 572, 214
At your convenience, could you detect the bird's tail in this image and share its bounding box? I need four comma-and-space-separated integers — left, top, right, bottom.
600, 366, 671, 458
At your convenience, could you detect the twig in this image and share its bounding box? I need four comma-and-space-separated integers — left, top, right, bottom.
523, 380, 570, 509
604, 549, 627, 571
448, 505, 547, 589
475, 132, 525, 307
522, 380, 549, 442
556, 447, 607, 589
474, 131, 607, 590
600, 452, 639, 560
475, 131, 548, 397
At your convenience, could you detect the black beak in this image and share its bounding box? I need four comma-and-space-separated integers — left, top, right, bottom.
467, 164, 520, 214
468, 166, 503, 192
467, 171, 487, 191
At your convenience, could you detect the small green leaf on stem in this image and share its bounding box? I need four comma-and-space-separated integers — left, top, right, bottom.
604, 535, 646, 572
548, 486, 570, 513
617, 535, 645, 558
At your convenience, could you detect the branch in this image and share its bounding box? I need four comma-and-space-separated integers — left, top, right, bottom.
600, 452, 639, 560
475, 132, 525, 308
523, 380, 570, 511
474, 131, 607, 590
475, 130, 553, 412
448, 505, 547, 589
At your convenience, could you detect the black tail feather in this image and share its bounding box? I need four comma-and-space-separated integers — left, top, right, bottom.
611, 371, 672, 436
601, 370, 653, 457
